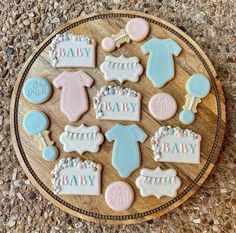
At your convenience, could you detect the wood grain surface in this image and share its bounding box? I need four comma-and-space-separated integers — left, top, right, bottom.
10, 11, 226, 224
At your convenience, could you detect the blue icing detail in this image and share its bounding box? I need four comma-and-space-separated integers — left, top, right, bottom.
186, 74, 210, 98
105, 124, 147, 178
23, 110, 48, 135
141, 38, 182, 87
23, 76, 51, 104
179, 109, 195, 125
42, 146, 58, 161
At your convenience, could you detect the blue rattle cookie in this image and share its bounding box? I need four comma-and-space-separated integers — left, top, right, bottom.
23, 76, 52, 104
179, 74, 211, 125
23, 110, 58, 161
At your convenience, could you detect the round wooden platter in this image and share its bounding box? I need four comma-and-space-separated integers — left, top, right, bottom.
10, 11, 226, 224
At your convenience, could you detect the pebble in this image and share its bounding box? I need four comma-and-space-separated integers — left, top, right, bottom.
23, 19, 31, 26
6, 219, 16, 228
193, 218, 201, 224
75, 222, 83, 229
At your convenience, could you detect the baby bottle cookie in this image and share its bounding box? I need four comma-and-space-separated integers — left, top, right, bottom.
106, 124, 147, 178
53, 71, 93, 122
60, 124, 104, 154
102, 18, 150, 52
142, 38, 182, 87
50, 33, 96, 68
135, 167, 181, 199
150, 126, 201, 164
23, 76, 52, 104
93, 86, 141, 121
100, 55, 143, 83
179, 74, 211, 125
51, 157, 102, 195
23, 110, 58, 161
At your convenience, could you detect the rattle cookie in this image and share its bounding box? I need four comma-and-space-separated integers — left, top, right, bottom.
51, 157, 102, 195
135, 167, 181, 199
106, 124, 147, 178
102, 18, 150, 52
141, 38, 182, 88
179, 74, 211, 125
23, 110, 58, 161
53, 71, 93, 122
22, 76, 52, 104
105, 181, 134, 211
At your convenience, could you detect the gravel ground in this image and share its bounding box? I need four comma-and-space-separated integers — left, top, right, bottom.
0, 0, 235, 232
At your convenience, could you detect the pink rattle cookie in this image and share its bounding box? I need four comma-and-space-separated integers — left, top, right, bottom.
105, 181, 134, 212
102, 18, 150, 52
148, 92, 177, 121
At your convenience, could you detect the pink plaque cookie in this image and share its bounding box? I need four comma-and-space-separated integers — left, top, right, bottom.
105, 181, 134, 212
148, 92, 177, 121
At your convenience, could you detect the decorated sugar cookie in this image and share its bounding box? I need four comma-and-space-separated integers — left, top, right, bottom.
105, 181, 134, 211
100, 55, 143, 83
102, 18, 150, 52
93, 86, 141, 121
141, 38, 182, 87
60, 124, 104, 154
23, 76, 52, 104
53, 71, 93, 122
51, 157, 102, 195
49, 33, 96, 68
106, 124, 147, 178
179, 74, 211, 125
148, 92, 177, 121
151, 126, 201, 164
23, 110, 58, 161
135, 167, 181, 199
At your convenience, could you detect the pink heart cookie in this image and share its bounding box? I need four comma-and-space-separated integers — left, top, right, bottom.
105, 181, 134, 212
148, 92, 177, 121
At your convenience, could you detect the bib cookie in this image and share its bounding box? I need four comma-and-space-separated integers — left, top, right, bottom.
105, 181, 134, 211
151, 126, 201, 164
142, 38, 182, 87
106, 124, 147, 178
53, 71, 93, 122
93, 86, 141, 121
135, 167, 181, 199
22, 76, 52, 104
60, 124, 104, 154
23, 110, 58, 161
51, 157, 102, 195
50, 33, 96, 68
100, 55, 143, 83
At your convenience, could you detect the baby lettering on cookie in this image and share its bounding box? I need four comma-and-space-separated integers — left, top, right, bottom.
101, 101, 137, 113
57, 47, 91, 58
157, 142, 197, 154
58, 175, 95, 186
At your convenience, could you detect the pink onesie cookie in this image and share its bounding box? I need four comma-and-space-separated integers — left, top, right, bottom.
53, 71, 93, 122
105, 181, 134, 211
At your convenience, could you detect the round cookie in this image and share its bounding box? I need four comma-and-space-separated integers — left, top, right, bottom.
148, 92, 177, 121
23, 76, 52, 104
105, 181, 134, 211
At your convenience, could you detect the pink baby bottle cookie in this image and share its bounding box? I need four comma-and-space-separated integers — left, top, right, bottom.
102, 18, 150, 52
53, 71, 94, 122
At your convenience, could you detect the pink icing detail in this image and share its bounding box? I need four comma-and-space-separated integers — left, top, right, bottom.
119, 89, 124, 95
148, 92, 177, 121
53, 71, 94, 122
102, 37, 116, 52
125, 18, 150, 42
96, 164, 102, 171
105, 181, 134, 212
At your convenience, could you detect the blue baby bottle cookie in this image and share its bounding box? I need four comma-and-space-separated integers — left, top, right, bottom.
23, 76, 52, 104
23, 110, 58, 161
141, 38, 182, 88
179, 74, 211, 125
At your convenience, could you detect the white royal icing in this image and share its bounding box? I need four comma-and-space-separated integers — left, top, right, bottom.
51, 157, 102, 195
59, 124, 104, 154
100, 55, 143, 83
135, 167, 181, 199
